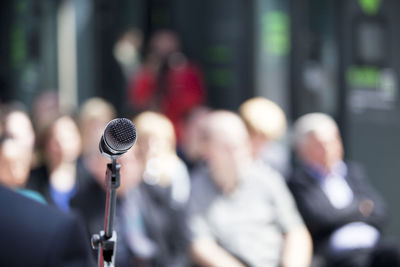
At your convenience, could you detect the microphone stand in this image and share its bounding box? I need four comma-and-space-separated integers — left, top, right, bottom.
92, 158, 120, 267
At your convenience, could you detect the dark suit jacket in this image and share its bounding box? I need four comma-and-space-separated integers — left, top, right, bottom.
288, 162, 386, 256
0, 185, 94, 267
27, 165, 57, 206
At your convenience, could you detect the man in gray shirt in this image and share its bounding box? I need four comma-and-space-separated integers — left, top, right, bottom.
188, 110, 312, 267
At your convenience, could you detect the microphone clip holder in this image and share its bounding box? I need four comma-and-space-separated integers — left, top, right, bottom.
92, 159, 120, 267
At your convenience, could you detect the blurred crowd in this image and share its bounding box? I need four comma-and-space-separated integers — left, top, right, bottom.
0, 29, 399, 267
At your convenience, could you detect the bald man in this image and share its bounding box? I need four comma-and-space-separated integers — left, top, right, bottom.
188, 110, 312, 267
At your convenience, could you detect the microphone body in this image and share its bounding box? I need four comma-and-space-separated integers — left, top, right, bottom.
99, 118, 137, 159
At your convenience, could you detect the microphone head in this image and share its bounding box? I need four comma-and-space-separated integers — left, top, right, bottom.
100, 118, 137, 158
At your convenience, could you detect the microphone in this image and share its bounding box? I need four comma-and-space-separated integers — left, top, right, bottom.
99, 118, 137, 158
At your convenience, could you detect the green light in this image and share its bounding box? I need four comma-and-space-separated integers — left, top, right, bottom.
206, 45, 232, 63
207, 68, 234, 87
261, 11, 290, 56
358, 0, 382, 16
346, 66, 380, 89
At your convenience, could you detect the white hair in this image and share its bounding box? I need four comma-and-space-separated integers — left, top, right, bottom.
292, 113, 339, 150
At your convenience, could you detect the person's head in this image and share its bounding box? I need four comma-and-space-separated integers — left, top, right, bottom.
0, 105, 35, 187
32, 90, 60, 134
2, 105, 35, 152
203, 110, 251, 193
41, 115, 81, 169
0, 139, 32, 187
148, 29, 181, 59
239, 97, 287, 157
293, 113, 344, 172
114, 28, 143, 65
79, 97, 116, 157
180, 106, 210, 163
134, 111, 176, 160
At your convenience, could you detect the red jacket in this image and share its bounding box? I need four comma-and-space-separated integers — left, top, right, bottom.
128, 62, 206, 140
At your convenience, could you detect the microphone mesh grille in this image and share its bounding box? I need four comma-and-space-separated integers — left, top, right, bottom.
104, 118, 137, 152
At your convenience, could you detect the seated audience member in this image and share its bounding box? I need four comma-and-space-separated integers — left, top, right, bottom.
75, 97, 116, 197
28, 115, 83, 211
188, 110, 312, 267
239, 97, 290, 177
133, 111, 191, 266
289, 113, 399, 267
71, 145, 147, 266
0, 185, 94, 266
0, 138, 45, 203
0, 105, 44, 202
71, 98, 116, 226
134, 111, 191, 206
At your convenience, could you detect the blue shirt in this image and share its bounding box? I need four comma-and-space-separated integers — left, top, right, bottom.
50, 185, 76, 212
